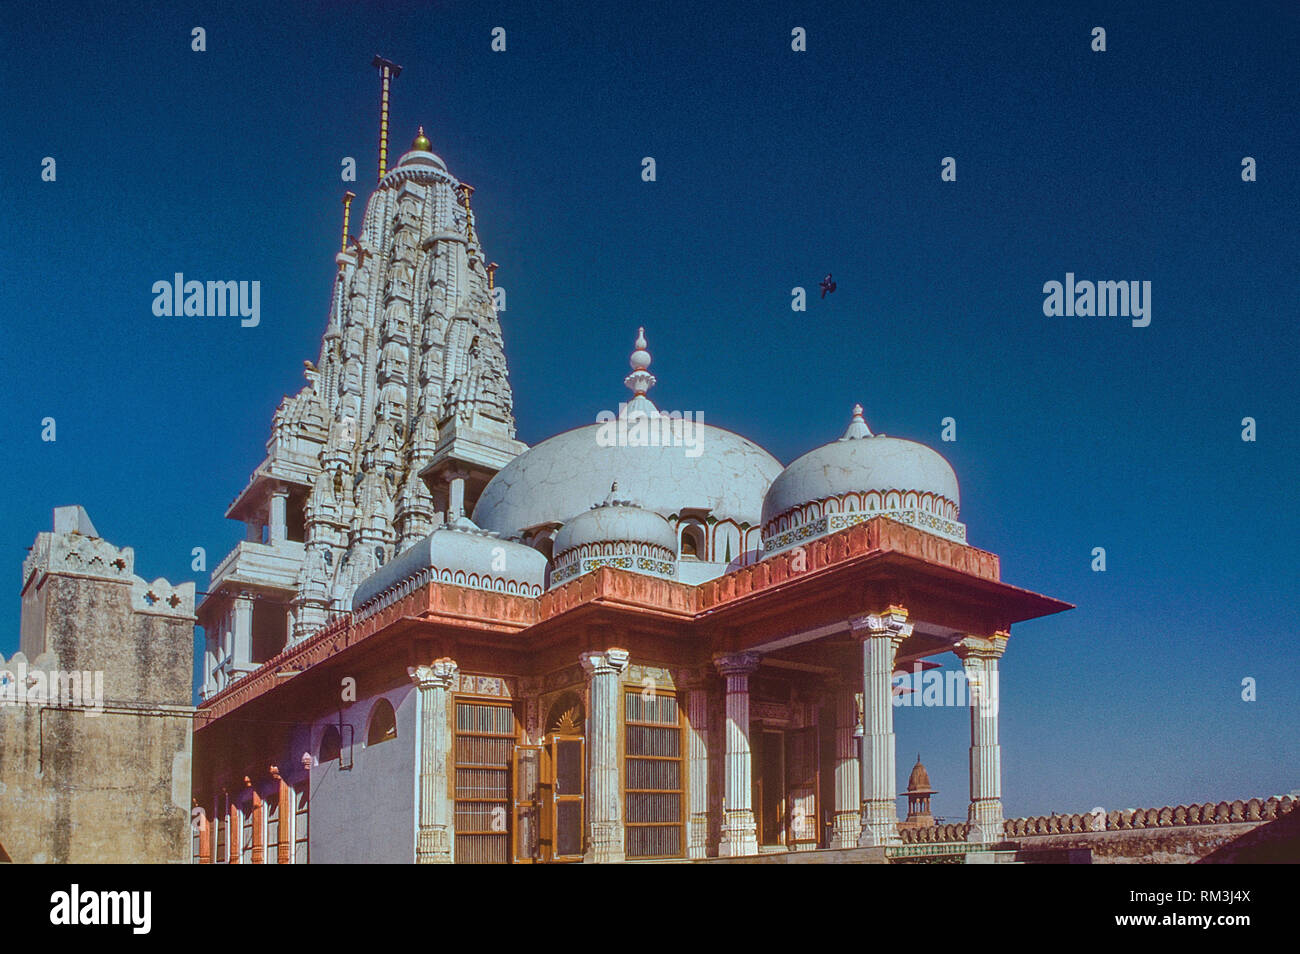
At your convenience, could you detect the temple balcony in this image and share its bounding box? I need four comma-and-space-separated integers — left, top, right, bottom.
207, 539, 305, 596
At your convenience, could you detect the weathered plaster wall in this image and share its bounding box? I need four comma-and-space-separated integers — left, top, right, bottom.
307, 684, 416, 863
1, 518, 195, 864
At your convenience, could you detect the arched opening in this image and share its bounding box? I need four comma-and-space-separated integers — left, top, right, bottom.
367, 698, 397, 746
680, 524, 705, 561
319, 725, 341, 763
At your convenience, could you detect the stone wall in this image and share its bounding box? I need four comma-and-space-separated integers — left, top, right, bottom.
0, 508, 195, 864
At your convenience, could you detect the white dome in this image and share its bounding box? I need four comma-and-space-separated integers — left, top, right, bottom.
352, 519, 546, 612
553, 485, 679, 557
549, 483, 681, 588
761, 406, 965, 551
473, 330, 783, 539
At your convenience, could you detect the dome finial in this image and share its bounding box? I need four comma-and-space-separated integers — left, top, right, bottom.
839, 403, 873, 441
623, 327, 658, 406
413, 126, 431, 151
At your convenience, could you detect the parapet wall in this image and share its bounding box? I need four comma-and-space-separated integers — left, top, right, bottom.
898, 796, 1298, 863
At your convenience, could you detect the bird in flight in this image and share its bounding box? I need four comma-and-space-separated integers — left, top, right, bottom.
820, 273, 837, 298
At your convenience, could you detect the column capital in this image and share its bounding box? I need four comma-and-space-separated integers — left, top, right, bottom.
954, 632, 1009, 662
580, 648, 630, 677
850, 605, 913, 643
408, 657, 459, 689
713, 651, 761, 678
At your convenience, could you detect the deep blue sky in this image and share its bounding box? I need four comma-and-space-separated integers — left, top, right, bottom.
2, 1, 1296, 820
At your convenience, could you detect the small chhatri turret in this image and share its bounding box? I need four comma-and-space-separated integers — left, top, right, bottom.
901, 755, 936, 830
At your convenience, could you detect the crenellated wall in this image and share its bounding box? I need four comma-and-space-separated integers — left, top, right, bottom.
1, 507, 195, 864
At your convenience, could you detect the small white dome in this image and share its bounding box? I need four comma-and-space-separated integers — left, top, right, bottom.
553, 483, 679, 557
549, 484, 681, 588
761, 405, 965, 552
352, 519, 546, 611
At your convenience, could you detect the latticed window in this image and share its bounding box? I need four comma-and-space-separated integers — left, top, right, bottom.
455, 701, 516, 863
624, 690, 684, 859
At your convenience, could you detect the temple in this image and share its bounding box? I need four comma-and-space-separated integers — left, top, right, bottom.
191, 67, 1074, 863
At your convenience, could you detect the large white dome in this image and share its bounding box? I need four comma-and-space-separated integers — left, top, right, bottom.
473, 330, 783, 539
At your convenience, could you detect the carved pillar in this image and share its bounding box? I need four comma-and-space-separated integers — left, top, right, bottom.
830, 681, 863, 848
409, 659, 459, 863
580, 648, 630, 863
269, 484, 290, 544
271, 765, 292, 864
680, 668, 713, 859
232, 591, 254, 672
956, 633, 1009, 843
854, 607, 912, 847
228, 798, 239, 864
713, 651, 761, 857
202, 635, 218, 699
446, 469, 469, 522
247, 778, 264, 864
195, 801, 211, 864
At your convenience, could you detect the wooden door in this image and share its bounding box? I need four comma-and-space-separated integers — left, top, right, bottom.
785, 727, 819, 849
759, 729, 785, 846
513, 744, 541, 863
539, 734, 584, 862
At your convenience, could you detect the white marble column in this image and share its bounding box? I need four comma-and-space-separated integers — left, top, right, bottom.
956, 633, 1008, 844
713, 651, 761, 857
269, 485, 290, 545
446, 470, 469, 522
854, 607, 912, 847
681, 669, 712, 859
202, 634, 218, 699
580, 648, 630, 863
830, 682, 863, 848
232, 591, 254, 672
409, 659, 458, 863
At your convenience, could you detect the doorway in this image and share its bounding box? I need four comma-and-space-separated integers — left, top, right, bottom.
754, 726, 820, 849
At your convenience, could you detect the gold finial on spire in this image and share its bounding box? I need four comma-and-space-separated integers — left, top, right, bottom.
372, 55, 403, 181
486, 262, 498, 290
459, 183, 477, 244
412, 125, 431, 151
339, 191, 356, 262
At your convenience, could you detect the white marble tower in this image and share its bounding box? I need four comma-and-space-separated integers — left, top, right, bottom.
199, 123, 525, 697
